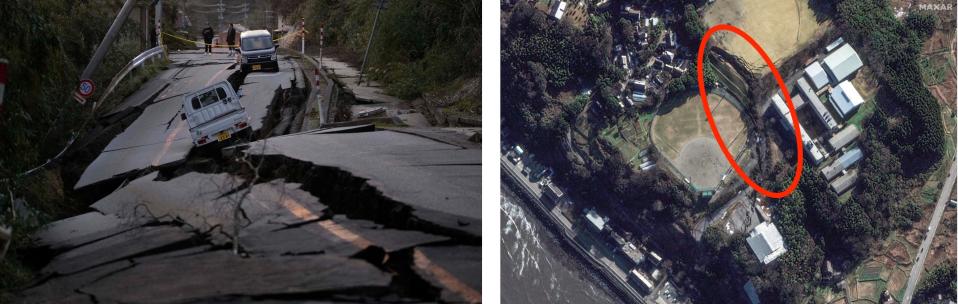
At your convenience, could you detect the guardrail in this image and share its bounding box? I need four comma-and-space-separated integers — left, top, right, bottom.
94, 45, 168, 110
0, 224, 10, 260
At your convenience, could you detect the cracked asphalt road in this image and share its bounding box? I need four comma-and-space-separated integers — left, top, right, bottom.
20, 50, 481, 303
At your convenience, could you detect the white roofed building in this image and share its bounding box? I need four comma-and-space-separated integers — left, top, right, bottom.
551, 1, 568, 20
771, 94, 825, 164
746, 222, 786, 264
822, 44, 864, 84
829, 80, 866, 119
804, 61, 830, 91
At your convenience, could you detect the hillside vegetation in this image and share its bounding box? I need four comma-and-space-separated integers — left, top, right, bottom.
276, 0, 480, 102
0, 0, 176, 296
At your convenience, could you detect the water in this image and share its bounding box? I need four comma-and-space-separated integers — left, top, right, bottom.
500, 186, 619, 304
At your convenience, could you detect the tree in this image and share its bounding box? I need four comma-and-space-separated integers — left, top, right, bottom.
681, 4, 706, 46
915, 262, 957, 302
905, 12, 938, 40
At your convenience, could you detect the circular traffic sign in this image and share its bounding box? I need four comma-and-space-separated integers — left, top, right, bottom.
78, 79, 95, 97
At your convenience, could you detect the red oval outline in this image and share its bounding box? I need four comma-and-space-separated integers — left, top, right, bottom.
696, 24, 803, 199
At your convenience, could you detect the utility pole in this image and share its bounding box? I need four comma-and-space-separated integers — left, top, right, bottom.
80, 0, 138, 82
155, 0, 163, 47
356, 0, 386, 85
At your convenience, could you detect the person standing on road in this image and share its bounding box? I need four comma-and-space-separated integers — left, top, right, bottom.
202, 24, 214, 55
226, 23, 237, 57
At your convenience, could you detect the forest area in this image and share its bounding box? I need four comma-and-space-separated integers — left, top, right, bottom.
272, 0, 481, 105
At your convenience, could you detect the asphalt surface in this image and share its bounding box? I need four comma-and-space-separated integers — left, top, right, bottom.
901, 160, 957, 304
75, 51, 297, 189
26, 50, 481, 303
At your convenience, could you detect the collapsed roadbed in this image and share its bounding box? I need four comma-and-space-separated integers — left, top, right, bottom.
18, 51, 481, 303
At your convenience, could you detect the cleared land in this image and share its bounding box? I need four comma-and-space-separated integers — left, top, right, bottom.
652, 93, 746, 189
703, 0, 830, 72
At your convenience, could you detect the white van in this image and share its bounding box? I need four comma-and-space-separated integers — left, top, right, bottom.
180, 81, 251, 146
238, 30, 278, 73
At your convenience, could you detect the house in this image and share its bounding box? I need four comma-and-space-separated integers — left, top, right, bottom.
659, 51, 675, 64
746, 222, 786, 264
618, 242, 645, 269
829, 170, 859, 194
543, 181, 564, 203
822, 43, 864, 84
628, 269, 654, 294
821, 147, 863, 180
584, 208, 608, 233
632, 88, 647, 104
828, 125, 860, 151
551, 1, 568, 20
804, 61, 830, 91
829, 80, 866, 119
797, 78, 838, 130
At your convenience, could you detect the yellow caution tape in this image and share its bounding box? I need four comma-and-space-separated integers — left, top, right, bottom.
162, 29, 304, 48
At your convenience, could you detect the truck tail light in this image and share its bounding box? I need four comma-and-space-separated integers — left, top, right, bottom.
235, 121, 247, 129
197, 136, 209, 145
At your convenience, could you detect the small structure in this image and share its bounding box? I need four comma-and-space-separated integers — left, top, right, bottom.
551, 1, 568, 20
744, 280, 761, 304
659, 51, 675, 64
797, 78, 838, 130
822, 43, 864, 84
804, 61, 830, 91
619, 242, 646, 269
821, 147, 863, 180
830, 170, 859, 194
628, 269, 654, 294
584, 208, 608, 233
825, 37, 845, 53
746, 222, 786, 264
829, 80, 866, 119
828, 125, 860, 151
543, 182, 565, 203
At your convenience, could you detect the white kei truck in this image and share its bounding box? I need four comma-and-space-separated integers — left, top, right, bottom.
180, 81, 251, 146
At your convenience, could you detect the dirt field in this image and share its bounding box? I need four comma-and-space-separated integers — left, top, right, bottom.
703, 0, 831, 72
652, 93, 747, 189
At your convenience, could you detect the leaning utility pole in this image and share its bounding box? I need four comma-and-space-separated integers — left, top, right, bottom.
356, 0, 386, 85
155, 0, 163, 47
79, 0, 138, 82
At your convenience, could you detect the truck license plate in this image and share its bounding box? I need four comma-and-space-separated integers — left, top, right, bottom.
252, 64, 261, 71
216, 131, 231, 142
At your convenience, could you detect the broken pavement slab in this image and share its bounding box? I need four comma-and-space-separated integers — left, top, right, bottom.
412, 245, 482, 303
241, 215, 448, 257
41, 225, 196, 276
244, 129, 481, 238
79, 251, 392, 303
34, 212, 138, 251
75, 58, 238, 189
92, 172, 328, 234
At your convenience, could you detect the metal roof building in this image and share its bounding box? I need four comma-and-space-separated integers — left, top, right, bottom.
772, 94, 825, 163
804, 61, 830, 90
823, 43, 864, 84
584, 208, 607, 232
821, 147, 863, 180
830, 170, 859, 194
797, 78, 838, 130
828, 125, 860, 151
746, 222, 786, 264
829, 80, 866, 119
